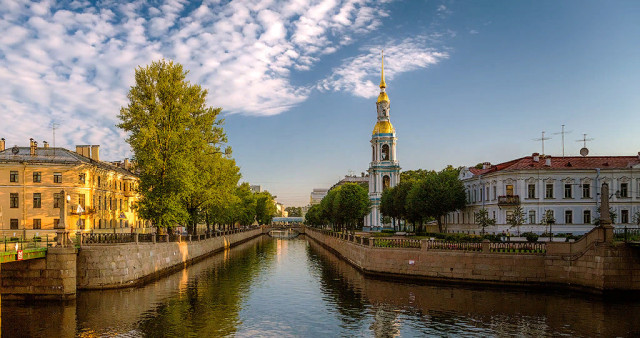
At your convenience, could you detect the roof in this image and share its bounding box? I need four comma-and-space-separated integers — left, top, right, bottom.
0, 147, 136, 177
468, 155, 640, 176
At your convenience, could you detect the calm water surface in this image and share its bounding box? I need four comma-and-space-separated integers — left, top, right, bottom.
2, 236, 640, 337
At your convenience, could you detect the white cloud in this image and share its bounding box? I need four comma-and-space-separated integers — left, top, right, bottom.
318, 37, 449, 99
0, 0, 414, 159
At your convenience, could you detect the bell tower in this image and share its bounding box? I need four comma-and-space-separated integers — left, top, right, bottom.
365, 52, 401, 230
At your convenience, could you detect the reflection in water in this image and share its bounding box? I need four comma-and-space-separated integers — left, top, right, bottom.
2, 236, 640, 337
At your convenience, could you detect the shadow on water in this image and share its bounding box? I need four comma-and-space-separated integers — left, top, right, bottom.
305, 239, 640, 337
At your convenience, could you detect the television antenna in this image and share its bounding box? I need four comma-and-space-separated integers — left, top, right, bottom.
533, 131, 552, 156
553, 124, 572, 157
49, 121, 60, 157
576, 134, 594, 157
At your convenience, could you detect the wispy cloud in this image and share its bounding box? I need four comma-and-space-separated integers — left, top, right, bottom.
0, 0, 396, 158
317, 37, 449, 99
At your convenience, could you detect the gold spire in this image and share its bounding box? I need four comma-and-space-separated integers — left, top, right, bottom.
379, 50, 386, 89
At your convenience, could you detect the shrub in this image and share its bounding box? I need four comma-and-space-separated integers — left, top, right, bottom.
522, 232, 539, 242
381, 229, 396, 234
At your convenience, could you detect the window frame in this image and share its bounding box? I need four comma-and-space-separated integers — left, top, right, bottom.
10, 170, 18, 182
53, 172, 62, 183
545, 184, 554, 199
582, 183, 591, 198
564, 184, 572, 199
565, 210, 573, 224
33, 219, 41, 229
583, 210, 591, 224
10, 193, 19, 208
527, 184, 536, 199
33, 193, 41, 208
33, 171, 41, 183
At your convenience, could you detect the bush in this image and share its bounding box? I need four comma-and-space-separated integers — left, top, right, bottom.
381, 229, 396, 234
522, 232, 539, 242
481, 234, 502, 242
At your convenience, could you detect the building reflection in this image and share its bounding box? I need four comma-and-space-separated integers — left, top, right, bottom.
306, 239, 640, 337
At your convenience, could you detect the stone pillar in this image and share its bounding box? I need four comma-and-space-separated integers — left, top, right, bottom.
482, 239, 490, 253
135, 233, 139, 243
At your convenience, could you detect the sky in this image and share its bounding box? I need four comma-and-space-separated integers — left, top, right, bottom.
1, 0, 639, 206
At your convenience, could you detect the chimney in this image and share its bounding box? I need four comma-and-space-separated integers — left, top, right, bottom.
482, 162, 491, 169
545, 155, 552, 166
91, 145, 100, 162
124, 158, 129, 170
0, 138, 5, 152
532, 153, 540, 162
76, 145, 91, 157
43, 141, 49, 149
30, 138, 37, 155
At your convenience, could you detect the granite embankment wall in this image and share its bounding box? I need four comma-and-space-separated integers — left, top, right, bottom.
305, 227, 640, 292
77, 228, 263, 289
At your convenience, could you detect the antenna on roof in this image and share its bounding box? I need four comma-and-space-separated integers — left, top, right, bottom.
533, 131, 552, 156
49, 121, 60, 157
553, 124, 572, 158
576, 133, 594, 157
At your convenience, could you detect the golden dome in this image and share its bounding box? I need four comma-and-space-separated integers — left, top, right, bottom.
372, 120, 394, 135
377, 92, 389, 103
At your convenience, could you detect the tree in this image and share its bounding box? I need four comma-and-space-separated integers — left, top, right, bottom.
304, 204, 323, 227
506, 206, 526, 235
406, 168, 466, 233
633, 211, 640, 226
540, 209, 556, 239
234, 183, 257, 226
594, 207, 617, 225
474, 208, 496, 235
255, 191, 277, 225
320, 188, 339, 229
333, 183, 370, 234
285, 206, 302, 217
118, 59, 229, 231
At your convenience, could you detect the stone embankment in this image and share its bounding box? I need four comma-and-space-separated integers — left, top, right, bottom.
305, 226, 640, 293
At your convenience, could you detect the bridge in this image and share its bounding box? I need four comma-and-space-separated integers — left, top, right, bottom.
0, 236, 51, 263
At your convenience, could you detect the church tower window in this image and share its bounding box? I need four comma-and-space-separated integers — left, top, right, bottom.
382, 144, 389, 160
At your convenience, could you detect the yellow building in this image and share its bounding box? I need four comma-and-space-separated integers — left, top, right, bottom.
0, 138, 146, 237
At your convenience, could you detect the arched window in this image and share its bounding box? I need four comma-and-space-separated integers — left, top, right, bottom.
372, 145, 375, 161
381, 144, 390, 161
383, 175, 390, 190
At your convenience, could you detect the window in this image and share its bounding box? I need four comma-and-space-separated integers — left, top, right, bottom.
33, 193, 41, 208
564, 184, 572, 199
10, 219, 18, 229
79, 173, 86, 184
53, 172, 62, 183
565, 210, 573, 224
528, 184, 535, 198
545, 184, 554, 198
10, 193, 18, 208
10, 171, 18, 182
54, 193, 62, 208
119, 199, 122, 211
583, 210, 591, 224
620, 183, 629, 198
33, 219, 41, 229
33, 171, 41, 183
383, 175, 390, 190
528, 210, 536, 224
53, 218, 62, 229
621, 210, 629, 223
492, 210, 496, 219
79, 194, 85, 209
485, 187, 489, 201
109, 198, 113, 210
506, 184, 514, 196
97, 176, 101, 186
473, 190, 476, 202
492, 186, 497, 200
98, 196, 102, 210
582, 184, 591, 198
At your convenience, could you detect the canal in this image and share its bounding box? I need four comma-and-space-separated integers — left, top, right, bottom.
2, 235, 640, 337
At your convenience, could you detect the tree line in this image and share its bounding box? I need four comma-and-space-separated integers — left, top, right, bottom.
118, 60, 277, 234
380, 167, 466, 233
304, 183, 370, 233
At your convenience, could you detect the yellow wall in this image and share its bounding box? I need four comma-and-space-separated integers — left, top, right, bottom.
0, 162, 143, 235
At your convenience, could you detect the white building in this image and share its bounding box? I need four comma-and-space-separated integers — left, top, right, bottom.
310, 188, 329, 205
365, 54, 400, 230
447, 153, 640, 234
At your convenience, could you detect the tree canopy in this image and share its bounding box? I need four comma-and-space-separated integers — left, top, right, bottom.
305, 183, 370, 232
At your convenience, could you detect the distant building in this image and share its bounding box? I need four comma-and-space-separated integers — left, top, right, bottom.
250, 185, 262, 193
310, 188, 329, 205
447, 153, 640, 234
0, 138, 145, 236
329, 174, 369, 191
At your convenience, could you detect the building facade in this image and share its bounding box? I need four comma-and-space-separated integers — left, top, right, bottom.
310, 188, 329, 205
0, 139, 144, 236
447, 153, 640, 234
365, 55, 401, 230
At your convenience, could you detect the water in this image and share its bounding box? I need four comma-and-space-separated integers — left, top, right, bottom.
2, 236, 640, 337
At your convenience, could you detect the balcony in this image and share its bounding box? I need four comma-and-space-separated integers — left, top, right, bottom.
498, 195, 520, 206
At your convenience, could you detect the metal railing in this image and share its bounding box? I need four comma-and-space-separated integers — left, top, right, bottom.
79, 227, 259, 245
373, 238, 421, 249
614, 227, 640, 243
424, 241, 482, 251
489, 242, 546, 254
1, 235, 52, 252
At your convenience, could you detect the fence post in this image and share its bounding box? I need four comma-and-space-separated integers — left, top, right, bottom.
135, 233, 139, 243
421, 239, 428, 251
482, 239, 490, 253
369, 238, 374, 248
624, 226, 628, 242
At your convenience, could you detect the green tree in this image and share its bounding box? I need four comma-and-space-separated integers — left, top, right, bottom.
333, 183, 370, 234
118, 59, 228, 231
540, 209, 556, 239
633, 211, 640, 225
406, 168, 466, 233
506, 206, 526, 235
285, 206, 302, 217
234, 183, 257, 226
255, 191, 277, 225
304, 204, 323, 227
320, 188, 339, 229
475, 208, 496, 235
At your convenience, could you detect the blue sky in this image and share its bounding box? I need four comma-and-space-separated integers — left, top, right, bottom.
1, 1, 639, 206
